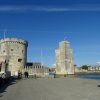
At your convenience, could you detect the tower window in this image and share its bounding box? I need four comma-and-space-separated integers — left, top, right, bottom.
22, 50, 24, 53
11, 49, 13, 51
3, 50, 5, 52
18, 59, 22, 62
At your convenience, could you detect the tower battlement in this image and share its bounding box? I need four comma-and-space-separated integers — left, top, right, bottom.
0, 38, 28, 46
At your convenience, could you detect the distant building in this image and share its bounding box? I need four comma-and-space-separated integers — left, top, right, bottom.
74, 65, 83, 73
55, 40, 74, 75
0, 38, 28, 76
88, 66, 100, 71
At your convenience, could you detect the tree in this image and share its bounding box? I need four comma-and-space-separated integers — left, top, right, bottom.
80, 65, 91, 70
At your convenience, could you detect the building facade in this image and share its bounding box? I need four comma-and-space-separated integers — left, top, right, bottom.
0, 38, 28, 76
55, 40, 74, 75
88, 66, 100, 71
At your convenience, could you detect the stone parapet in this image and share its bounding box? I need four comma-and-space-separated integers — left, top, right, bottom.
0, 38, 28, 46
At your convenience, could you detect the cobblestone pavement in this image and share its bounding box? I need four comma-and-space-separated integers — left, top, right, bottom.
0, 78, 100, 100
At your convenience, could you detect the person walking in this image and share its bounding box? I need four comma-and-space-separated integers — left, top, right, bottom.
24, 71, 29, 78
26, 71, 29, 78
18, 71, 22, 79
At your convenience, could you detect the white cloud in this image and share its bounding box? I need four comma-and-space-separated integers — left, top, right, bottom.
96, 62, 100, 64
0, 5, 100, 12
0, 6, 72, 12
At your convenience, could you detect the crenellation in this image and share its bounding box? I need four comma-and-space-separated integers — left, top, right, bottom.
0, 38, 28, 46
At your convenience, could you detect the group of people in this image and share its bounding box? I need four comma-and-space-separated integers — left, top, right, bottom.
18, 71, 29, 79
17, 71, 38, 79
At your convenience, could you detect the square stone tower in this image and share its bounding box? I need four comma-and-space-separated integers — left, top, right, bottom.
55, 40, 74, 75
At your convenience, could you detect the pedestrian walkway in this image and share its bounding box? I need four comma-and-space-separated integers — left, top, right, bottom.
0, 78, 100, 100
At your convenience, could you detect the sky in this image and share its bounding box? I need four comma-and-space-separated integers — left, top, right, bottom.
0, 0, 100, 67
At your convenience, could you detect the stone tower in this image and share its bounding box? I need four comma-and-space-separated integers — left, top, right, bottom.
55, 40, 74, 75
0, 38, 28, 76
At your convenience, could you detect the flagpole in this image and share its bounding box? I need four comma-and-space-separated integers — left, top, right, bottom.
4, 29, 6, 39
41, 48, 43, 67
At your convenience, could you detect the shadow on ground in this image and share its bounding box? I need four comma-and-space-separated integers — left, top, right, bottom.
0, 78, 19, 97
97, 85, 100, 87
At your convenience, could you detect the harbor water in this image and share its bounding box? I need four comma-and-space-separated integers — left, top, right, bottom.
79, 74, 100, 80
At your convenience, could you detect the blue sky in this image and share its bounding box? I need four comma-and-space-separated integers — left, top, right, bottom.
0, 0, 100, 67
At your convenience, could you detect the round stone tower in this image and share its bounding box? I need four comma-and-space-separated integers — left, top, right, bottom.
0, 38, 28, 76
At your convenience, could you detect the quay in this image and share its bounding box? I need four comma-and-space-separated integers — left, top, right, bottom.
0, 77, 100, 100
